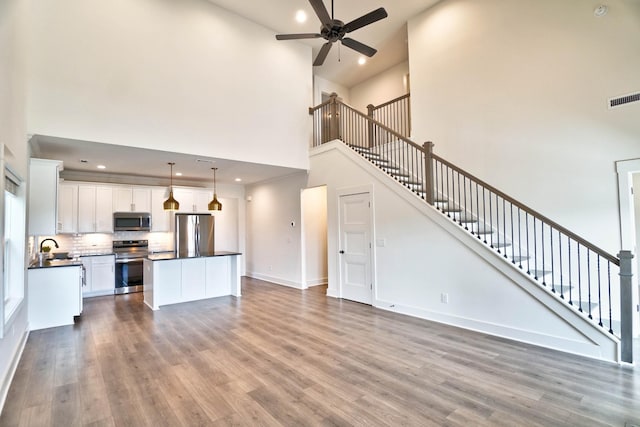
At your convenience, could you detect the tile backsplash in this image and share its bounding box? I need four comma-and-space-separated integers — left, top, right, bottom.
33, 232, 174, 259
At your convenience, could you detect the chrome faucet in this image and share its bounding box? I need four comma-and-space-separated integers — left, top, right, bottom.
40, 238, 59, 252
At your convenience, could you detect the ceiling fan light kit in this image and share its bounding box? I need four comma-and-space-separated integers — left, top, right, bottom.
276, 0, 388, 66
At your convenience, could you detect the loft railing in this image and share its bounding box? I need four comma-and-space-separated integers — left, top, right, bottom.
310, 93, 635, 363
367, 93, 411, 139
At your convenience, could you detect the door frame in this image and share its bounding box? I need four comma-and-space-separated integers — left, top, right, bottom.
616, 158, 640, 338
336, 184, 376, 303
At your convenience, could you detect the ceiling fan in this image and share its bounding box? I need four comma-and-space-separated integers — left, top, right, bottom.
275, 0, 388, 66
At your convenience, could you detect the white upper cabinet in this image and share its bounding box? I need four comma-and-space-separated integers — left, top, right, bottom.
151, 187, 171, 232
28, 159, 62, 236
57, 182, 78, 234
173, 188, 212, 213
113, 187, 151, 213
78, 185, 113, 233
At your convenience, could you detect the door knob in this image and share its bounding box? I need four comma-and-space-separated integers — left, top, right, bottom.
339, 250, 345, 254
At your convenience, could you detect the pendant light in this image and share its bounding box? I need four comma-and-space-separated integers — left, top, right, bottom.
208, 167, 222, 211
163, 162, 180, 211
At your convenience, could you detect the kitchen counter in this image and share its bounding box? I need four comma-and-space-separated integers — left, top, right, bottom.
143, 252, 242, 310
146, 251, 241, 261
28, 258, 83, 269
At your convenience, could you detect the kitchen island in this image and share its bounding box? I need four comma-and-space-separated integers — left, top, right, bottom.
143, 251, 241, 310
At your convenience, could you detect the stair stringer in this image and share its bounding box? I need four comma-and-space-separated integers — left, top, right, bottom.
309, 140, 620, 363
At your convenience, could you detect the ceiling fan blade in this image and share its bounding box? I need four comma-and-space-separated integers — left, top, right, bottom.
308, 0, 332, 27
276, 33, 322, 40
313, 42, 333, 66
341, 38, 377, 57
343, 7, 388, 33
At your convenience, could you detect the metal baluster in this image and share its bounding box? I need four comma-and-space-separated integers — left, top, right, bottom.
495, 193, 501, 252
510, 203, 515, 263
607, 262, 613, 334
446, 165, 451, 218
489, 188, 494, 248
587, 251, 592, 319
558, 231, 564, 299
533, 219, 538, 279
482, 186, 487, 243
567, 238, 572, 304
577, 244, 582, 311
463, 175, 468, 230
597, 255, 602, 327
476, 182, 481, 240
550, 226, 554, 291
517, 208, 522, 268
502, 198, 507, 258
541, 222, 546, 286
457, 172, 462, 226
526, 213, 530, 274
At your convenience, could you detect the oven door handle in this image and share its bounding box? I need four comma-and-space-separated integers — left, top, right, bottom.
115, 258, 144, 264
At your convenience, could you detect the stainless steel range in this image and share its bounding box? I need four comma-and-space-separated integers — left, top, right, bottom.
113, 239, 148, 294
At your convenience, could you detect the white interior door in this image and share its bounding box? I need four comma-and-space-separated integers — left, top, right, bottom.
339, 192, 372, 305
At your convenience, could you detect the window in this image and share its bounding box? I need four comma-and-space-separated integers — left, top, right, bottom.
3, 167, 25, 329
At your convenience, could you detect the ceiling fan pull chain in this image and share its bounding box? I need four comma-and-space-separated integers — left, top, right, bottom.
331, 0, 334, 19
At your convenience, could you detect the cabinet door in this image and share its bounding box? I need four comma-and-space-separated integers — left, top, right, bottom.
29, 159, 61, 236
194, 190, 213, 213
91, 257, 115, 293
156, 260, 182, 306
95, 187, 113, 232
173, 188, 195, 213
81, 257, 93, 297
77, 185, 97, 233
113, 188, 133, 212
57, 183, 78, 234
205, 256, 230, 298
181, 258, 206, 301
132, 188, 151, 213
151, 188, 171, 232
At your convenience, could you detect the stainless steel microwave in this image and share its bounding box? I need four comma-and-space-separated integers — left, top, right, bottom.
113, 212, 151, 232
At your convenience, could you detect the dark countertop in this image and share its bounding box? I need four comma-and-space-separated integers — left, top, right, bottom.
28, 259, 83, 270
146, 251, 242, 261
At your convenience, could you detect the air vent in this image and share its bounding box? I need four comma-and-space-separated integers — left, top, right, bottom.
609, 92, 640, 109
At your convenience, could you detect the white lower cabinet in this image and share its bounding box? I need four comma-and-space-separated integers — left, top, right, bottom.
181, 258, 206, 301
81, 255, 115, 297
144, 254, 240, 310
205, 256, 231, 297
28, 265, 83, 330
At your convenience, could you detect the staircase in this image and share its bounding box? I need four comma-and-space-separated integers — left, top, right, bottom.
310, 93, 635, 363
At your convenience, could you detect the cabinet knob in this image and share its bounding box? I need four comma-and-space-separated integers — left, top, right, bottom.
339, 250, 345, 254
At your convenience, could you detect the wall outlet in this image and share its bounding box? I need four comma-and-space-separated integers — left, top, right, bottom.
269, 265, 273, 271
441, 293, 449, 304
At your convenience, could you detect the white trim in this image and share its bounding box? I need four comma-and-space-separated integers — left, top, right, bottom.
246, 272, 304, 289
0, 328, 29, 414
306, 278, 328, 287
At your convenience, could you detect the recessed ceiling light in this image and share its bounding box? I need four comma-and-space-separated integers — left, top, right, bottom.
235, 178, 242, 182
175, 172, 182, 176
97, 165, 106, 169
295, 10, 307, 23
358, 57, 366, 65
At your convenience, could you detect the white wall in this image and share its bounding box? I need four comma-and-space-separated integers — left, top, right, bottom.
246, 172, 308, 288
0, 0, 30, 412
28, 0, 312, 170
350, 61, 409, 113
301, 186, 327, 287
408, 0, 640, 255
313, 76, 350, 106
309, 142, 619, 361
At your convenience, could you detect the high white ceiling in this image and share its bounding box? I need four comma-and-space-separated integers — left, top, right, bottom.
207, 0, 440, 88
31, 0, 440, 186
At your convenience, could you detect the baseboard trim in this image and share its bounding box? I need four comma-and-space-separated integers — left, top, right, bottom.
246, 272, 304, 289
306, 278, 328, 287
0, 327, 29, 415
374, 299, 617, 363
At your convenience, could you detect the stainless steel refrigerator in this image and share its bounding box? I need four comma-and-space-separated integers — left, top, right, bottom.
175, 213, 214, 257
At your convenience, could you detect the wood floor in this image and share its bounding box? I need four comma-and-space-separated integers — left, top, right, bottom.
1, 277, 639, 426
